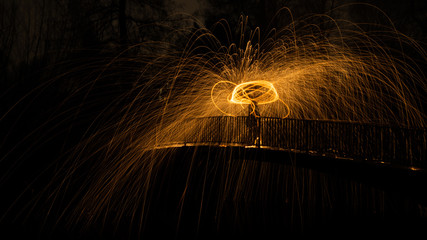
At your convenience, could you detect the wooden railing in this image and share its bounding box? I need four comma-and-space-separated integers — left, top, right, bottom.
170, 116, 426, 169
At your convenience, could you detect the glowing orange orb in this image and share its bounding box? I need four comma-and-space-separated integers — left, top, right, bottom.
229, 80, 279, 105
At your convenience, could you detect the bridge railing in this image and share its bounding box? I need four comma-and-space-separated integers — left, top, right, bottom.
174, 116, 426, 169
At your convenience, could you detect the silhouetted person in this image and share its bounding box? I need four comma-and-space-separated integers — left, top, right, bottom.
247, 101, 260, 147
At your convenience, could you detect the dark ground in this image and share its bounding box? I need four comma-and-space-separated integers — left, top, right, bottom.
2, 145, 426, 239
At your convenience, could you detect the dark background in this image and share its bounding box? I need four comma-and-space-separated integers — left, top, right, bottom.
1, 0, 426, 239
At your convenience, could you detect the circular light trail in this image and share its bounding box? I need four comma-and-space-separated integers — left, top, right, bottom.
229, 80, 279, 105
210, 80, 290, 118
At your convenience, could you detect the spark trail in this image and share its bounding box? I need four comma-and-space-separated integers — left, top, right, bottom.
11, 6, 427, 237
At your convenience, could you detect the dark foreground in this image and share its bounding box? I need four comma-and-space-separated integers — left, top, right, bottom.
2, 146, 427, 239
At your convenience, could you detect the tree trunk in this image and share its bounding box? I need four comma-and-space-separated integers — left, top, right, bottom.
119, 0, 127, 47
